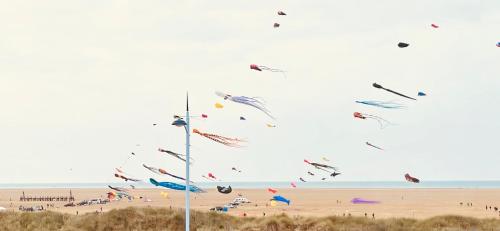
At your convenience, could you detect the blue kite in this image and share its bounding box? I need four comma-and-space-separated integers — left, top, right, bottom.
272, 195, 291, 205
417, 92, 426, 96
150, 178, 205, 193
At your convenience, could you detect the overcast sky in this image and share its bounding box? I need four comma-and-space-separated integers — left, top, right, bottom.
1, 0, 499, 183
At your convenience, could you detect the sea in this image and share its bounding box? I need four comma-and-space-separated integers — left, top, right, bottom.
1, 181, 500, 189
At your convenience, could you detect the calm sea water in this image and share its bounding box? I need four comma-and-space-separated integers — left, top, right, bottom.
1, 181, 500, 189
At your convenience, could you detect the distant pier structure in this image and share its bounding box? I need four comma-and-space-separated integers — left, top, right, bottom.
20, 190, 75, 202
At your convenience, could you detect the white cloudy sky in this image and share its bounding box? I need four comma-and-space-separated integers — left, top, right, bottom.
0, 0, 499, 183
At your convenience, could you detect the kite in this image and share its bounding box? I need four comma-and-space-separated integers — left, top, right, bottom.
215, 103, 224, 109
266, 124, 276, 128
272, 195, 290, 205
240, 116, 246, 120
398, 42, 409, 48
299, 177, 306, 182
307, 171, 315, 176
193, 128, 245, 147
497, 42, 500, 47
268, 188, 278, 194
366, 142, 384, 151
202, 114, 208, 118
270, 200, 277, 207
216, 91, 274, 119
143, 164, 191, 182
114, 173, 140, 182
405, 173, 420, 183
108, 185, 128, 192
202, 175, 214, 181
351, 198, 380, 204
107, 191, 132, 201
291, 182, 296, 188
153, 123, 157, 126
353, 112, 392, 129
115, 168, 124, 174
322, 157, 330, 162
232, 167, 242, 173
158, 148, 193, 163
277, 11, 286, 15
130, 185, 135, 189
372, 83, 416, 100
321, 178, 326, 181
208, 173, 217, 180
304, 159, 338, 173
150, 178, 205, 193
431, 24, 439, 28
418, 92, 426, 96
273, 23, 280, 28
217, 186, 232, 194
331, 172, 341, 177
250, 64, 286, 77
355, 100, 404, 109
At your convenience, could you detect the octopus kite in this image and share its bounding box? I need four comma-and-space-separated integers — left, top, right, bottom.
216, 91, 274, 119
250, 64, 286, 77
143, 164, 191, 182
193, 128, 245, 147
354, 112, 392, 129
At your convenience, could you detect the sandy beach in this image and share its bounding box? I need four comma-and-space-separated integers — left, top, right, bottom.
1, 188, 499, 219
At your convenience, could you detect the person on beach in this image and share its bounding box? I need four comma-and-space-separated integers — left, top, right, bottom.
372, 213, 375, 219
365, 213, 367, 218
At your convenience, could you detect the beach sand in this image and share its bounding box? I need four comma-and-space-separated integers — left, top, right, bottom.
1, 188, 499, 219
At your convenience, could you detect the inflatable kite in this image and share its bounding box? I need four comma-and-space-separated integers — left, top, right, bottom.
497, 42, 500, 47
291, 182, 296, 188
366, 142, 384, 151
217, 186, 232, 194
272, 195, 290, 205
150, 178, 205, 193
232, 167, 242, 173
398, 42, 409, 48
418, 92, 426, 96
299, 177, 306, 182
268, 188, 278, 194
372, 83, 416, 100
215, 103, 224, 109
216, 91, 274, 119
307, 171, 315, 176
431, 23, 439, 28
239, 116, 246, 120
355, 100, 404, 109
278, 11, 286, 15
405, 173, 420, 183
208, 173, 217, 180
273, 23, 280, 28
193, 129, 245, 147
351, 198, 379, 204
143, 164, 191, 182
354, 112, 392, 129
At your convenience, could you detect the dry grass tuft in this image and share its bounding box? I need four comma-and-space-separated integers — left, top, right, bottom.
1, 207, 500, 231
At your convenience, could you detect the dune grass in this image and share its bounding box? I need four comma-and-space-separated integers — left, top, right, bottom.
1, 207, 500, 231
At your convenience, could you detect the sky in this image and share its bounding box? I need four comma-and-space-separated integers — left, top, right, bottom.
0, 0, 499, 183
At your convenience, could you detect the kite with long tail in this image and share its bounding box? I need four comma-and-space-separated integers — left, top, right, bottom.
366, 142, 384, 151
405, 173, 420, 183
250, 64, 286, 77
114, 173, 141, 182
355, 100, 404, 109
143, 164, 192, 182
372, 83, 416, 100
158, 148, 194, 163
216, 91, 275, 119
193, 129, 245, 147
108, 185, 128, 192
354, 112, 392, 129
304, 159, 338, 173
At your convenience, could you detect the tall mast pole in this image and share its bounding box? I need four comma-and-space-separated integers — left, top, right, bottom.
185, 93, 191, 231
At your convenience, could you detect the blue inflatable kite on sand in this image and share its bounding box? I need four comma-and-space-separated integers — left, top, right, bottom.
272, 195, 291, 205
